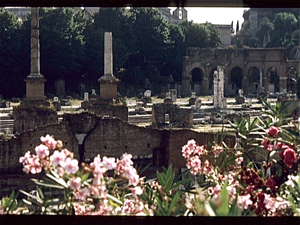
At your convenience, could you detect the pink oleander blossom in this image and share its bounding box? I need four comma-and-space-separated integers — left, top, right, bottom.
20, 152, 43, 174
235, 151, 243, 165
35, 144, 49, 159
121, 153, 133, 167
64, 158, 79, 174
125, 168, 139, 186
50, 150, 66, 167
131, 186, 143, 198
267, 126, 279, 137
28, 155, 42, 174
261, 139, 273, 151
19, 151, 31, 164
89, 185, 99, 197
283, 148, 298, 168
68, 177, 81, 190
56, 167, 65, 177
40, 134, 57, 149
213, 146, 223, 158
102, 156, 116, 170
76, 187, 90, 201
96, 199, 111, 215
266, 177, 276, 190
91, 155, 107, 176
237, 194, 252, 210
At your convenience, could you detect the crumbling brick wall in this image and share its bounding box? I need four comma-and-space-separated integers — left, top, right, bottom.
83, 117, 161, 161
152, 103, 193, 128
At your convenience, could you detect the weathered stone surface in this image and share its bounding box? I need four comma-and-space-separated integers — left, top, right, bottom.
152, 103, 193, 128
87, 100, 128, 122
1, 110, 239, 195
13, 100, 58, 133
235, 96, 245, 104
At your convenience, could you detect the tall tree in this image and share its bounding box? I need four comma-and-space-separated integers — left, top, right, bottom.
179, 20, 221, 48
0, 8, 25, 98
37, 7, 87, 94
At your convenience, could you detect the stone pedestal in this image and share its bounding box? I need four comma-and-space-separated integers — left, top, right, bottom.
25, 76, 46, 101
99, 75, 119, 100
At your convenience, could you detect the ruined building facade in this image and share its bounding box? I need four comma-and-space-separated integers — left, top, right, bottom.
181, 47, 300, 97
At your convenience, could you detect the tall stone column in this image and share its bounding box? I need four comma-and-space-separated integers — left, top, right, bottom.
13, 7, 58, 134
99, 32, 119, 100
104, 32, 113, 76
24, 7, 46, 101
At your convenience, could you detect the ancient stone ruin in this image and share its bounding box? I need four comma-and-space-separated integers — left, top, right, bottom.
152, 103, 193, 128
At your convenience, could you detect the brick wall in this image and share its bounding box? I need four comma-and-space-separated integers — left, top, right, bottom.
0, 112, 237, 196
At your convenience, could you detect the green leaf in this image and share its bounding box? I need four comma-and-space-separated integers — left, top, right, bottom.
45, 173, 68, 188
206, 202, 216, 216
107, 193, 123, 205
167, 191, 179, 215
31, 179, 66, 189
165, 164, 173, 181
215, 184, 230, 216
156, 171, 165, 186
164, 173, 175, 193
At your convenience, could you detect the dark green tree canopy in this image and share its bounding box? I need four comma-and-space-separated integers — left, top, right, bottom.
0, 7, 221, 98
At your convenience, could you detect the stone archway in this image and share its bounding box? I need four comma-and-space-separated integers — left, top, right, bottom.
248, 67, 260, 94
267, 67, 279, 93
287, 67, 297, 93
190, 67, 204, 95
230, 66, 243, 95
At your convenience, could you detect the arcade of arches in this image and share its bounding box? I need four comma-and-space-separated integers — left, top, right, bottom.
181, 47, 300, 97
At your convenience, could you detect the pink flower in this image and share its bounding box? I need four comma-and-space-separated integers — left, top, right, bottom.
261, 139, 273, 151
267, 126, 279, 137
274, 142, 289, 150
235, 151, 243, 165
56, 167, 65, 177
182, 145, 191, 158
76, 187, 90, 200
283, 148, 298, 168
64, 158, 79, 174
89, 185, 99, 197
93, 173, 102, 186
98, 182, 107, 198
29, 155, 42, 174
124, 167, 138, 182
91, 155, 107, 176
50, 150, 66, 167
102, 156, 116, 170
213, 146, 223, 158
40, 134, 57, 149
68, 177, 81, 190
187, 139, 196, 149
237, 194, 252, 210
20, 152, 42, 174
266, 177, 276, 190
121, 153, 133, 167
131, 186, 143, 198
19, 151, 31, 164
35, 144, 50, 158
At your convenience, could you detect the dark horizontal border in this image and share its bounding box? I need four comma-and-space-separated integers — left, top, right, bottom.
0, 215, 299, 225
1, 0, 300, 8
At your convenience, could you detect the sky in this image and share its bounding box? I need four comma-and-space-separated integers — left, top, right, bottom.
171, 7, 249, 31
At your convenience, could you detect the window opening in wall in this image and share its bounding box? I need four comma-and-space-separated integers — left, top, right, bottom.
165, 114, 169, 124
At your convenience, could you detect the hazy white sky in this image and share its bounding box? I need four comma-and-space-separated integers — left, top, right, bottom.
172, 7, 249, 28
